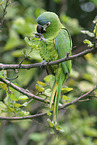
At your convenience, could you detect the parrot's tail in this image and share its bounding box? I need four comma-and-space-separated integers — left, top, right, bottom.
50, 77, 63, 124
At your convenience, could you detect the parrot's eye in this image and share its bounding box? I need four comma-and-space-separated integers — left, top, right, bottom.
46, 22, 51, 26
37, 24, 46, 34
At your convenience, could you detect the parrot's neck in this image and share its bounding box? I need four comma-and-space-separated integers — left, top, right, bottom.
43, 23, 63, 40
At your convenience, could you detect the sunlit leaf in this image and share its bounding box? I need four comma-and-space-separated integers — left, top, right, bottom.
0, 82, 7, 90
47, 118, 54, 127
37, 81, 46, 87
18, 110, 29, 116
78, 81, 94, 92
0, 0, 4, 5
44, 89, 52, 97
14, 103, 23, 107
25, 37, 40, 50
0, 101, 7, 109
61, 87, 73, 93
83, 39, 94, 47
81, 30, 95, 37
47, 110, 52, 116
22, 102, 28, 107
55, 123, 64, 132
18, 95, 28, 100
93, 23, 97, 37
44, 75, 54, 83
35, 84, 45, 93
62, 95, 69, 101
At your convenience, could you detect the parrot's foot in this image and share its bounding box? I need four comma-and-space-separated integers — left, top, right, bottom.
66, 52, 70, 57
34, 33, 46, 42
40, 60, 47, 69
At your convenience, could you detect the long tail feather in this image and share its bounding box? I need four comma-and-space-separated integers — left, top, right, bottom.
53, 77, 63, 123
50, 82, 58, 108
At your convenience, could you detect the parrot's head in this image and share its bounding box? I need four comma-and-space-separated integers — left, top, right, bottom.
36, 12, 62, 39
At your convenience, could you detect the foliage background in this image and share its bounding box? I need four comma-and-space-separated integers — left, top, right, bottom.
0, 0, 97, 144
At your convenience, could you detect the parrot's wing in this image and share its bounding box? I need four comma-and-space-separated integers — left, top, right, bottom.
55, 28, 72, 76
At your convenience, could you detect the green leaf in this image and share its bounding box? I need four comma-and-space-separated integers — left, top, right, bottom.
25, 37, 40, 50
0, 101, 7, 109
47, 110, 52, 116
55, 123, 64, 132
13, 17, 36, 36
44, 75, 55, 83
61, 87, 73, 93
81, 30, 95, 37
18, 95, 28, 100
90, 0, 97, 7
0, 82, 7, 90
62, 95, 69, 101
44, 89, 52, 97
11, 50, 23, 57
29, 133, 46, 142
35, 84, 45, 93
78, 81, 94, 92
93, 23, 97, 37
22, 102, 28, 107
37, 81, 46, 87
83, 39, 94, 47
84, 127, 97, 137
47, 118, 54, 127
4, 29, 24, 50
0, 0, 4, 5
14, 103, 23, 107
18, 110, 29, 116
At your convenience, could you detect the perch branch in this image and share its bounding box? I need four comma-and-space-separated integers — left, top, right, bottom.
0, 46, 96, 70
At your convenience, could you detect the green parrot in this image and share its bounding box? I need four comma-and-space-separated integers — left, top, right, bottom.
36, 12, 72, 123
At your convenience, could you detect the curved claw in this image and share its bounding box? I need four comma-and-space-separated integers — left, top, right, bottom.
34, 33, 46, 43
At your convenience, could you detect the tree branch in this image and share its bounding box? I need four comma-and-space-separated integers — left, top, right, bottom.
0, 46, 96, 70
0, 86, 96, 120
0, 77, 50, 104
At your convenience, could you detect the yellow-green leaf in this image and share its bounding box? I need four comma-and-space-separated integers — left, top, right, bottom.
83, 39, 94, 47
0, 101, 7, 108
0, 0, 4, 5
14, 103, 23, 107
61, 87, 73, 93
62, 95, 69, 101
81, 30, 95, 37
0, 82, 7, 90
35, 84, 44, 93
47, 118, 54, 127
47, 110, 52, 116
37, 81, 46, 87
18, 95, 28, 100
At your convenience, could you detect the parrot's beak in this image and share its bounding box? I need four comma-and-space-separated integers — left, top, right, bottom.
37, 24, 46, 34
37, 22, 51, 34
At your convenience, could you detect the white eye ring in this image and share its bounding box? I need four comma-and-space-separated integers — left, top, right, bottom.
46, 22, 51, 26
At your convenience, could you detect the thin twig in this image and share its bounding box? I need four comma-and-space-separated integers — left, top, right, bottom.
0, 86, 96, 120
0, 0, 11, 27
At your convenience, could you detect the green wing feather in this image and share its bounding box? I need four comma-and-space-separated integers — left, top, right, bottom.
55, 28, 72, 76
52, 28, 72, 123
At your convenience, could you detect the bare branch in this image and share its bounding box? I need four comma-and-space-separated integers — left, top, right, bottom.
0, 86, 96, 120
0, 46, 96, 70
